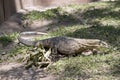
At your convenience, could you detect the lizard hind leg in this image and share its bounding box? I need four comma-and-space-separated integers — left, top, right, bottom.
50, 47, 61, 62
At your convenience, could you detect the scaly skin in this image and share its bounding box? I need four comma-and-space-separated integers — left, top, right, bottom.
18, 36, 108, 55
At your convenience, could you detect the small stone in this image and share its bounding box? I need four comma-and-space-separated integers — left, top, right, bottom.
82, 50, 93, 56
1, 52, 6, 55
28, 68, 34, 75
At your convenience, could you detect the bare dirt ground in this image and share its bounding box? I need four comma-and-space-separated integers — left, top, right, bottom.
0, 62, 57, 80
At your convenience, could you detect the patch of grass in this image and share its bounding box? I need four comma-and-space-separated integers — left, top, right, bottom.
49, 25, 83, 36
47, 51, 120, 80
23, 8, 60, 20
0, 36, 13, 46
0, 33, 18, 46
0, 32, 24, 62
23, 7, 78, 24
0, 45, 30, 62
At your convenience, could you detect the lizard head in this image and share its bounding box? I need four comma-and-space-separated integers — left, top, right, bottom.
99, 40, 108, 48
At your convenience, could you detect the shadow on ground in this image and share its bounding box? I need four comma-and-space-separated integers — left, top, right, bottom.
66, 24, 120, 48
0, 63, 57, 80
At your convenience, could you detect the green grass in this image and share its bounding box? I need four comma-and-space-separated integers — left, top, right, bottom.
23, 7, 77, 23
0, 36, 13, 46
0, 45, 29, 62
23, 8, 59, 20
0, 32, 26, 62
0, 32, 18, 46
1, 1, 120, 80
47, 51, 120, 80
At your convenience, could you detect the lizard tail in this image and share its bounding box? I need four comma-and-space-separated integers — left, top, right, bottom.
18, 31, 47, 46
